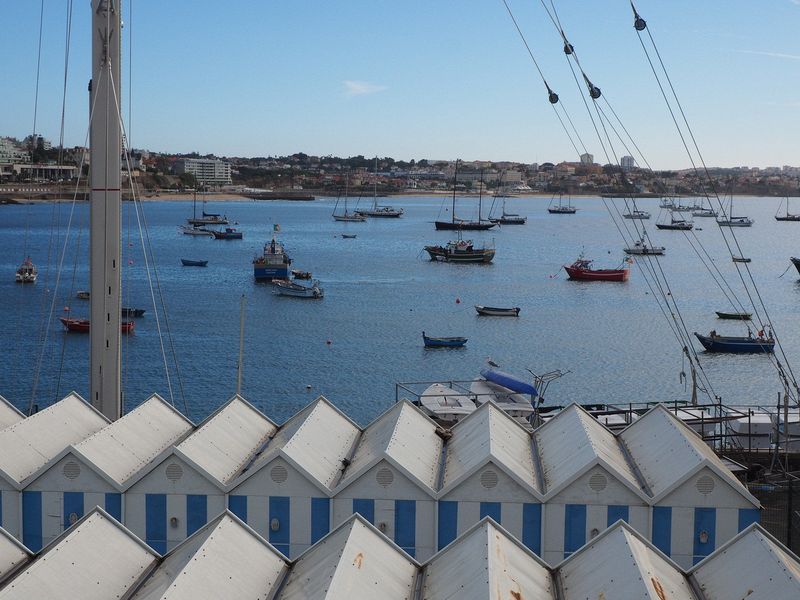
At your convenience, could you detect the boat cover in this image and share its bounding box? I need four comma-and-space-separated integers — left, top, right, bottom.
480, 369, 538, 396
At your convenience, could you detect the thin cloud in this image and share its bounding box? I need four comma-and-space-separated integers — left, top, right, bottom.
736, 49, 800, 61
343, 80, 387, 97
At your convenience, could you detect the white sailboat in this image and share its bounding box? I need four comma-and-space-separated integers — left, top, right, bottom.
717, 195, 753, 227
332, 175, 366, 222
356, 157, 403, 217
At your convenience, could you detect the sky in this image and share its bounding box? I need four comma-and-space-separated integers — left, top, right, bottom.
1, 1, 799, 169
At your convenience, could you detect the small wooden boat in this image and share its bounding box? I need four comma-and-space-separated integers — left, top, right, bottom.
732, 256, 751, 263
15, 257, 37, 283
291, 269, 312, 280
76, 290, 90, 299
624, 240, 665, 256
121, 307, 146, 318
179, 225, 214, 236
623, 210, 650, 220
273, 279, 324, 299
181, 258, 208, 267
564, 257, 630, 282
211, 227, 243, 240
422, 331, 467, 348
694, 331, 774, 353
715, 311, 752, 320
60, 317, 134, 333
475, 305, 520, 317
341, 234, 357, 239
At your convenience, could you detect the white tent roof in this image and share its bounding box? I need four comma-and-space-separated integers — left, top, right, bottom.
0, 527, 30, 586
0, 396, 23, 430
176, 395, 276, 486
690, 524, 800, 599
421, 518, 554, 599
71, 394, 194, 487
277, 515, 417, 599
0, 393, 108, 485
130, 512, 287, 600
620, 404, 755, 502
558, 521, 697, 599
441, 402, 540, 495
337, 400, 442, 494
0, 509, 157, 600
238, 396, 360, 492
535, 404, 643, 498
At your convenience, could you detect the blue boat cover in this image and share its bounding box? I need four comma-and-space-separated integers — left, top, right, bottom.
480, 369, 538, 396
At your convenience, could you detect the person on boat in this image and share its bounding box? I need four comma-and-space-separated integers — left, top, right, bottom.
709, 330, 717, 338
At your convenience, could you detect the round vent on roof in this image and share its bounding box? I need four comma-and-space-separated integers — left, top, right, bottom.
696, 475, 715, 495
589, 472, 608, 492
165, 463, 183, 481
271, 465, 289, 484
376, 467, 394, 487
480, 469, 499, 489
62, 461, 81, 480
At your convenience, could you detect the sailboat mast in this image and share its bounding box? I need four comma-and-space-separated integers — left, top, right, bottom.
373, 156, 378, 210
89, 0, 122, 421
478, 169, 483, 222
451, 160, 458, 223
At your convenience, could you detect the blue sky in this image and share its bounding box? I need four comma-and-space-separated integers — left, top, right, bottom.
1, 1, 798, 169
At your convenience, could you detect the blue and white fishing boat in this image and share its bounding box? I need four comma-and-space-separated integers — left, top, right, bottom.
694, 331, 774, 353
253, 236, 292, 281
422, 331, 467, 348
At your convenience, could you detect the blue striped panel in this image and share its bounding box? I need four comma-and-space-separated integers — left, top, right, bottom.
22, 491, 42, 552
480, 502, 502, 523
186, 495, 207, 537
145, 493, 167, 554
228, 495, 247, 522
269, 496, 290, 556
693, 507, 716, 565
738, 508, 760, 531
438, 501, 458, 551
607, 505, 629, 527
652, 506, 672, 556
564, 504, 587, 558
311, 497, 330, 544
394, 500, 416, 557
105, 493, 122, 522
352, 499, 374, 524
522, 503, 542, 556
63, 492, 84, 531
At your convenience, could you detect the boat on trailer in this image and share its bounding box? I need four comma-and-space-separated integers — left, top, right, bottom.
475, 305, 520, 316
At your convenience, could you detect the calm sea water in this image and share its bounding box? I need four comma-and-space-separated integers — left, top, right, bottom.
1, 195, 798, 425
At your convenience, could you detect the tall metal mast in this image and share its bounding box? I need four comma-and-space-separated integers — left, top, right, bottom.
89, 0, 122, 421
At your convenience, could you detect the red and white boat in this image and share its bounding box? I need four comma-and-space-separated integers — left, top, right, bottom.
564, 257, 630, 282
60, 317, 134, 333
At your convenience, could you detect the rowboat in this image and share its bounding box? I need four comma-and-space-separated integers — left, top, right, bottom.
564, 257, 630, 282
60, 317, 134, 333
732, 256, 751, 263
273, 279, 324, 299
475, 305, 520, 317
715, 311, 752, 321
422, 331, 467, 348
694, 331, 774, 353
181, 258, 208, 267
291, 269, 312, 280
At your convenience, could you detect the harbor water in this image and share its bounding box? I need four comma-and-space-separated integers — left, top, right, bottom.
1, 195, 797, 425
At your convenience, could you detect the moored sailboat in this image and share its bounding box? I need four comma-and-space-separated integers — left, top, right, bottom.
435, 161, 496, 230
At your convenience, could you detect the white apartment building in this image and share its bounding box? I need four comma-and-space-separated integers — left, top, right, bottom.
174, 158, 232, 185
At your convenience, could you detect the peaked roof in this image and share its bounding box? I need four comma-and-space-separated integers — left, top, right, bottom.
277, 514, 417, 599
535, 403, 643, 499
0, 508, 157, 599
620, 404, 756, 503
0, 526, 30, 586
422, 517, 554, 599
0, 392, 109, 485
69, 394, 194, 488
336, 400, 442, 494
441, 402, 541, 496
0, 396, 23, 430
130, 512, 287, 600
690, 524, 800, 599
558, 521, 696, 599
236, 396, 361, 492
176, 395, 277, 486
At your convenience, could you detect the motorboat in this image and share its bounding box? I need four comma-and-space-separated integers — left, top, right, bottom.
424, 235, 495, 263
474, 305, 520, 316
272, 279, 324, 299
15, 257, 37, 283
564, 257, 630, 282
715, 311, 752, 320
60, 317, 134, 333
422, 332, 467, 348
694, 331, 774, 353
181, 258, 208, 267
211, 227, 243, 239
624, 240, 665, 255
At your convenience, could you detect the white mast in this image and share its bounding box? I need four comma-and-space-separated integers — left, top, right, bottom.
89, 0, 122, 421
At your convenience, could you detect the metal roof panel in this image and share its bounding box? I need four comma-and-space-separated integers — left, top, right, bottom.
0, 527, 30, 586
0, 396, 23, 430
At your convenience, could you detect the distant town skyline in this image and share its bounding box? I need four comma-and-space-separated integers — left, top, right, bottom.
2, 1, 799, 169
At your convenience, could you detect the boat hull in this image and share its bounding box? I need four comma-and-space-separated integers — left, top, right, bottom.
422, 332, 467, 348
715, 311, 752, 320
425, 246, 495, 263
254, 265, 291, 281
791, 257, 800, 275
547, 208, 577, 214
273, 280, 323, 298
776, 215, 800, 221
181, 259, 208, 267
565, 265, 630, 282
694, 332, 774, 353
475, 305, 520, 316
434, 220, 495, 231
211, 228, 242, 239
655, 223, 693, 230
60, 317, 134, 333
